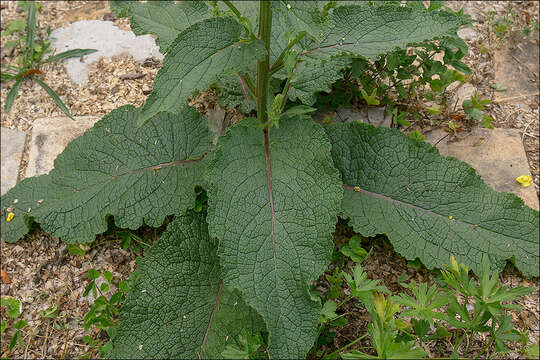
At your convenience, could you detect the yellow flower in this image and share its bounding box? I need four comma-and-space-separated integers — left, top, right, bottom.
516, 175, 532, 187
449, 215, 453, 220
7, 212, 14, 222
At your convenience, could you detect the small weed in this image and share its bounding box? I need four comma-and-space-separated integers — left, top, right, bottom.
1, 296, 27, 352
462, 92, 494, 129
0, 0, 97, 116
78, 268, 137, 359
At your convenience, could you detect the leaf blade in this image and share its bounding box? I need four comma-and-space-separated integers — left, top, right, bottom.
0, 106, 213, 243
33, 78, 74, 120
138, 17, 265, 127
3, 78, 22, 113
207, 117, 343, 358
44, 49, 98, 63
109, 211, 266, 359
325, 122, 539, 277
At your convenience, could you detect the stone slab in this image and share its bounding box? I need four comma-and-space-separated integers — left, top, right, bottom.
425, 127, 539, 210
493, 35, 539, 104
26, 116, 100, 178
1, 128, 26, 195
48, 20, 164, 85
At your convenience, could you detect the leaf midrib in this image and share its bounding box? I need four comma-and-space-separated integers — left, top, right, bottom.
343, 184, 535, 242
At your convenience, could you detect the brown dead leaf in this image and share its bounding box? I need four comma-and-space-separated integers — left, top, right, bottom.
1, 268, 11, 284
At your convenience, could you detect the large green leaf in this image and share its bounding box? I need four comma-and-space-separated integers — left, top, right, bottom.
109, 0, 210, 54
0, 106, 212, 243
138, 17, 265, 127
207, 117, 343, 358
109, 211, 266, 359
325, 122, 540, 277
309, 4, 464, 59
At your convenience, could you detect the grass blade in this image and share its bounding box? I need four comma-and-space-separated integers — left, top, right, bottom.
33, 78, 74, 120
23, 1, 36, 68
44, 48, 97, 63
4, 78, 23, 113
0, 72, 16, 82
1, 63, 20, 71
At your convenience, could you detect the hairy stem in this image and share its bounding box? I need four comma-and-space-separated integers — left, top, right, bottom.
256, 0, 272, 127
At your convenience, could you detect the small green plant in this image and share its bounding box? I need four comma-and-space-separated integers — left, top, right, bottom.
79, 268, 137, 359
0, 1, 97, 117
462, 91, 494, 129
0, 296, 27, 352
1, 1, 538, 358
336, 255, 534, 359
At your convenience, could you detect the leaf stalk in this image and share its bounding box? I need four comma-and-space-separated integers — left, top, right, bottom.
256, 0, 272, 128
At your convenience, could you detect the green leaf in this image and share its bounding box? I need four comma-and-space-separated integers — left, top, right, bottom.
40, 305, 58, 319
66, 244, 86, 256
23, 1, 36, 67
392, 281, 448, 325
33, 78, 74, 120
285, 57, 351, 106
280, 105, 317, 119
491, 82, 508, 92
109, 0, 210, 54
44, 49, 98, 63
324, 122, 539, 277
207, 117, 342, 359
1, 296, 22, 319
110, 211, 266, 359
4, 78, 22, 113
320, 300, 339, 324
87, 269, 100, 280
0, 72, 16, 82
526, 343, 540, 359
216, 73, 256, 114
1, 20, 26, 36
340, 235, 368, 263
138, 17, 265, 127
1, 105, 213, 243
308, 4, 464, 60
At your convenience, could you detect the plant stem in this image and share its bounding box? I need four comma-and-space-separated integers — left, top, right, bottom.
223, 0, 242, 19
270, 31, 306, 72
324, 333, 369, 359
256, 0, 272, 127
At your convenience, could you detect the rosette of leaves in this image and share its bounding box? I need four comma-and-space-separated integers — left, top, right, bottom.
1, 1, 538, 359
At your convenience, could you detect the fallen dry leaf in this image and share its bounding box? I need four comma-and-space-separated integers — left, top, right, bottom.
1, 268, 11, 284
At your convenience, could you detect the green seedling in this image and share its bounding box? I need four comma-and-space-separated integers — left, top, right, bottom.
1, 296, 27, 351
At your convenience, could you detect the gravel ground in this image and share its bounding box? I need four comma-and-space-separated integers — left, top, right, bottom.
1, 1, 539, 359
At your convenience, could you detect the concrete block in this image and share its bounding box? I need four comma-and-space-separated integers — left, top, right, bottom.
26, 116, 100, 177
48, 20, 164, 85
426, 127, 539, 210
1, 128, 26, 195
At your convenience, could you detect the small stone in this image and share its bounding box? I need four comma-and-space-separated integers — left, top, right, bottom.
458, 27, 478, 42
367, 107, 392, 128
206, 106, 227, 143
449, 83, 476, 111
